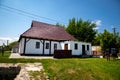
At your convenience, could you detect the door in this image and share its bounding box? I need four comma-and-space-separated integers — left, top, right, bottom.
82, 45, 86, 55
64, 44, 68, 50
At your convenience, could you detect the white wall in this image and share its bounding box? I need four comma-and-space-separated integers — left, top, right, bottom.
43, 40, 61, 55
51, 41, 61, 54
60, 41, 92, 56
19, 38, 61, 55
19, 38, 25, 54
70, 41, 82, 55
60, 41, 70, 50
19, 38, 92, 56
25, 39, 43, 54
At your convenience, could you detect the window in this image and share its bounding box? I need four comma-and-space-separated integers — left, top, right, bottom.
54, 44, 57, 50
74, 43, 78, 50
87, 45, 89, 50
46, 43, 49, 49
36, 42, 40, 49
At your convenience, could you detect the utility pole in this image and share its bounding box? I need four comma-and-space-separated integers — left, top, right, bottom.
112, 27, 116, 35
7, 40, 9, 46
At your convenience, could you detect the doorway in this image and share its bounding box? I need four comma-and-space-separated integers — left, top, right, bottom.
82, 45, 86, 55
64, 44, 68, 50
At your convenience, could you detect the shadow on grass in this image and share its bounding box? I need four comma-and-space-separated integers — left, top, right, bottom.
0, 66, 21, 80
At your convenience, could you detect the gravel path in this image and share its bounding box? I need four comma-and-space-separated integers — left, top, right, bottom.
9, 53, 53, 59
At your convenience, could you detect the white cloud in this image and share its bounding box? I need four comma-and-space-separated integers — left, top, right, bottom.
92, 20, 102, 30
92, 20, 101, 26
93, 27, 99, 30
0, 37, 19, 46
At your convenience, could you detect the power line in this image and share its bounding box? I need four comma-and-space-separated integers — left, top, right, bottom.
0, 4, 65, 24
0, 6, 38, 19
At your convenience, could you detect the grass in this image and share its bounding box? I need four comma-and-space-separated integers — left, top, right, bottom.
41, 59, 120, 80
0, 52, 120, 80
29, 70, 47, 80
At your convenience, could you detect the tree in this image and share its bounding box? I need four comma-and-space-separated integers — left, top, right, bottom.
94, 29, 120, 52
92, 33, 101, 46
66, 18, 97, 43
9, 41, 18, 49
3, 41, 17, 51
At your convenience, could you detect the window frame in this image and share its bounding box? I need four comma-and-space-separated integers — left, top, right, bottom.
35, 42, 40, 49
87, 45, 89, 50
54, 43, 57, 50
74, 43, 78, 50
46, 43, 49, 49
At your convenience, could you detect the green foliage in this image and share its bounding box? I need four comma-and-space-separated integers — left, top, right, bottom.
9, 41, 18, 49
92, 34, 101, 46
93, 29, 120, 51
66, 18, 97, 43
3, 41, 17, 51
56, 22, 65, 28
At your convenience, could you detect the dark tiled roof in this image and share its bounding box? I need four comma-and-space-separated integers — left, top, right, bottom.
20, 20, 77, 41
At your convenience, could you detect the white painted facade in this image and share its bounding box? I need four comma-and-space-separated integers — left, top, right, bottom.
61, 41, 92, 55
19, 38, 92, 56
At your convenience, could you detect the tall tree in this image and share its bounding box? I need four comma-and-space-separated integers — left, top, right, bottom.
94, 29, 120, 52
66, 18, 97, 43
92, 33, 101, 46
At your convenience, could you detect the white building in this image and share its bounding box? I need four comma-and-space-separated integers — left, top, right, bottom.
19, 21, 92, 57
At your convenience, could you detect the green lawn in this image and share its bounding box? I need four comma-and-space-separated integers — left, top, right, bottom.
0, 52, 120, 80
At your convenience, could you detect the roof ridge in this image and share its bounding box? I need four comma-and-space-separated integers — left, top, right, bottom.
32, 20, 63, 28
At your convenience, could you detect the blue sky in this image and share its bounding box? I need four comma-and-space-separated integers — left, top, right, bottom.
0, 0, 120, 45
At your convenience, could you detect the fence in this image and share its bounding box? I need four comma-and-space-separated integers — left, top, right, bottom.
54, 50, 72, 58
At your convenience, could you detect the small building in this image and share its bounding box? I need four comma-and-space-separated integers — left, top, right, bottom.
12, 42, 19, 53
92, 46, 102, 55
18, 21, 92, 57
